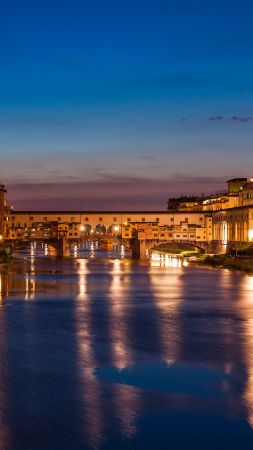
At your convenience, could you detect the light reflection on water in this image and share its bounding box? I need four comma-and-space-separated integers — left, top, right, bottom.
0, 243, 253, 449
151, 251, 189, 268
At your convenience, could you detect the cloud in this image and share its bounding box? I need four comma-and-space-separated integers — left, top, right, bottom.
231, 116, 252, 123
179, 115, 252, 123
208, 116, 224, 121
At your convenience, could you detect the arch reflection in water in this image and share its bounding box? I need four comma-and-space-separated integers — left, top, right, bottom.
109, 259, 132, 370
75, 260, 104, 449
151, 252, 188, 268
77, 259, 88, 300
149, 257, 184, 366
109, 259, 140, 439
25, 274, 36, 301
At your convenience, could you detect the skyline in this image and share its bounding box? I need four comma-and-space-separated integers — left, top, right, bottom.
1, 0, 253, 209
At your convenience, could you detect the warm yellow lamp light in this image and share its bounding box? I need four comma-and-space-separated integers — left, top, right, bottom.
249, 230, 253, 241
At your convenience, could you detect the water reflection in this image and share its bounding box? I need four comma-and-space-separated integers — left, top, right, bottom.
75, 276, 104, 448
149, 261, 183, 365
1, 246, 253, 449
0, 289, 9, 450
237, 274, 253, 428
151, 251, 188, 268
109, 259, 140, 438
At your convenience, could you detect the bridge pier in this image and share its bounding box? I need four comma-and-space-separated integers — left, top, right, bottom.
130, 239, 150, 259
55, 238, 70, 257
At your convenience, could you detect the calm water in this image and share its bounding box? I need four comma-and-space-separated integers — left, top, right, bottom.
1, 243, 253, 450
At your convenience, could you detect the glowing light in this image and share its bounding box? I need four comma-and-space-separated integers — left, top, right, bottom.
0, 235, 3, 241
80, 225, 85, 232
222, 221, 228, 245
249, 230, 253, 241
114, 225, 120, 232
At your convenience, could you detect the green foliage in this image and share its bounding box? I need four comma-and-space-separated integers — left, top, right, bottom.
203, 254, 253, 273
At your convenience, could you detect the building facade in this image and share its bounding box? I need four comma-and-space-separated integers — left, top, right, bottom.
213, 206, 253, 246
4, 210, 213, 243
0, 184, 7, 239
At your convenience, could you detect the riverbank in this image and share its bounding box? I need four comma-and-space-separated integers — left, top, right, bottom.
151, 245, 253, 274
199, 254, 253, 273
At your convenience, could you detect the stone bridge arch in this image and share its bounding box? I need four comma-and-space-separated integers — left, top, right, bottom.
150, 240, 207, 254
139, 239, 209, 259
108, 224, 121, 235
95, 224, 107, 235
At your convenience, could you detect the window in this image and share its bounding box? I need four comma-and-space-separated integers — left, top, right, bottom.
156, 218, 159, 222
185, 218, 188, 223
142, 218, 145, 222
12, 216, 15, 221
57, 217, 61, 222
99, 217, 103, 222
43, 217, 47, 222
171, 218, 174, 222
85, 217, 89, 221
127, 218, 131, 222
71, 217, 75, 222
113, 217, 117, 222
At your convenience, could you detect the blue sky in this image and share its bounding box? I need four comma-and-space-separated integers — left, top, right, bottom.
0, 0, 253, 209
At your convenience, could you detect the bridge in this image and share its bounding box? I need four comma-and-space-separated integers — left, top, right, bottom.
5, 210, 213, 258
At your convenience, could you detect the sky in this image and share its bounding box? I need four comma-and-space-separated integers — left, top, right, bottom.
0, 0, 253, 210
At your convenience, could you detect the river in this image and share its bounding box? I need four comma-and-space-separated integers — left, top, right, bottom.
0, 242, 253, 450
